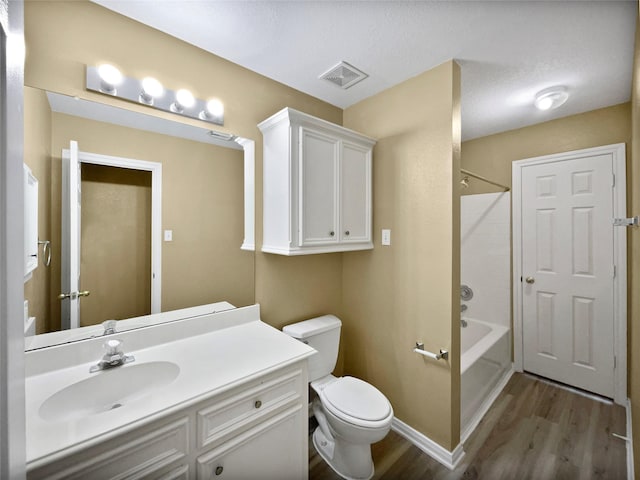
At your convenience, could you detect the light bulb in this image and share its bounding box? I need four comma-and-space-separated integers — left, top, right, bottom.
175, 89, 195, 109
139, 77, 164, 105
206, 99, 224, 117
97, 64, 123, 94
535, 97, 554, 111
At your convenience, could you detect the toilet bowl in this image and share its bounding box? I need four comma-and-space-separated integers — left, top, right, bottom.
282, 315, 393, 480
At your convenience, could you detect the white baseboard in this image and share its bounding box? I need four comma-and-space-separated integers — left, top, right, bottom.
625, 398, 635, 480
460, 365, 514, 444
391, 417, 465, 470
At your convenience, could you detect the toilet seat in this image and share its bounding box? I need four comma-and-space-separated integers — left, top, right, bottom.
318, 376, 392, 429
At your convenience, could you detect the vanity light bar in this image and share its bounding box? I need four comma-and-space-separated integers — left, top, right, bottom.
86, 65, 224, 126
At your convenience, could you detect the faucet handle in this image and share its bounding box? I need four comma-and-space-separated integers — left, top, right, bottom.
104, 338, 123, 356
102, 319, 117, 335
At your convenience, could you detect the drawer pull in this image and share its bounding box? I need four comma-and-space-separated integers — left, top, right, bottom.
345, 230, 350, 236
215, 465, 224, 475
254, 400, 262, 409
329, 231, 335, 237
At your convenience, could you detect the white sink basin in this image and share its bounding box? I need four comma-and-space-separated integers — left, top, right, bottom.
39, 361, 180, 423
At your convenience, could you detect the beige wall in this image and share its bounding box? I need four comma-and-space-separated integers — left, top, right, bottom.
23, 87, 52, 334
461, 102, 631, 194
80, 164, 151, 327
24, 0, 344, 330
342, 61, 461, 450
630, 8, 640, 475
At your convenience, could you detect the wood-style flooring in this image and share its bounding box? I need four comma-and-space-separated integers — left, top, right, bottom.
309, 373, 627, 480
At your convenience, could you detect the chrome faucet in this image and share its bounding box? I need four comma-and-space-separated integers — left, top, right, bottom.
102, 319, 117, 336
90, 339, 135, 373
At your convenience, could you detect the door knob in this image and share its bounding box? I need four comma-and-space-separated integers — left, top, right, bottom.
525, 277, 535, 284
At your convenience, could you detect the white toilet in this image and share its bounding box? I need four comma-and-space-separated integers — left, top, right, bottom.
283, 315, 393, 480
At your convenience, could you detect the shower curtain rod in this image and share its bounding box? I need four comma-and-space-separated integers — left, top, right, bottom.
460, 168, 510, 191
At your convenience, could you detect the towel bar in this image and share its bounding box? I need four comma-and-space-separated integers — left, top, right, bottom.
413, 342, 448, 360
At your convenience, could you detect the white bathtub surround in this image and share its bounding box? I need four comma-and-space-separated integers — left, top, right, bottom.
460, 192, 510, 327
460, 193, 512, 443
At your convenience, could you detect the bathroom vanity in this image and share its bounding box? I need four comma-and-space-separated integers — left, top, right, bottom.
25, 305, 315, 479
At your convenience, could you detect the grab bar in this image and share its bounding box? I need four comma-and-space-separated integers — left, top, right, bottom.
414, 342, 448, 361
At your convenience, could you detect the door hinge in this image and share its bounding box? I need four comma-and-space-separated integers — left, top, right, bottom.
614, 356, 617, 369
612, 173, 616, 187
613, 265, 616, 278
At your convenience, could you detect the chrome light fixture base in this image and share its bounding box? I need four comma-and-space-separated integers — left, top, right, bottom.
86, 65, 224, 126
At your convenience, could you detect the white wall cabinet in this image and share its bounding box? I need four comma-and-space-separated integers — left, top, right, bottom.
259, 108, 376, 255
27, 363, 308, 480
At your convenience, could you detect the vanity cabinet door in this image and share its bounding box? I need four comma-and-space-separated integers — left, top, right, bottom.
196, 405, 306, 480
27, 416, 189, 480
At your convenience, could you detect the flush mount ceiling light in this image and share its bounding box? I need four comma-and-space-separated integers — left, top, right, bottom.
86, 64, 224, 126
534, 86, 569, 111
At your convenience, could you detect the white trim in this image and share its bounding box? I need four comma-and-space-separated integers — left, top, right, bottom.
62, 149, 163, 314
235, 137, 255, 251
460, 366, 514, 444
391, 417, 465, 470
511, 143, 627, 405
625, 398, 635, 480
1, 1, 26, 477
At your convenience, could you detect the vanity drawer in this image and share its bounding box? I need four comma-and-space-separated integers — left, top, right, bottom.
197, 367, 303, 449
196, 405, 305, 480
27, 416, 189, 480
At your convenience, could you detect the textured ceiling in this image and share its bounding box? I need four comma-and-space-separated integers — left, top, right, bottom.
93, 1, 637, 140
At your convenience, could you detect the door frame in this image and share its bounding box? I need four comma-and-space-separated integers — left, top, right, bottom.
62, 148, 163, 315
512, 143, 627, 404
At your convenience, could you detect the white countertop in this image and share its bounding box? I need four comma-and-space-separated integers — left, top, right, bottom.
25, 304, 316, 468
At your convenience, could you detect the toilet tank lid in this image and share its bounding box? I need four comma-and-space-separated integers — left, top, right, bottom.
283, 315, 341, 339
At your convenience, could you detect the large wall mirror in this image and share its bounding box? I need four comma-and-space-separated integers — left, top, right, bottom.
23, 86, 255, 350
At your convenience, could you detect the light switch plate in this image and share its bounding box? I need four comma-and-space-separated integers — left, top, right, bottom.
164, 230, 173, 242
381, 229, 391, 246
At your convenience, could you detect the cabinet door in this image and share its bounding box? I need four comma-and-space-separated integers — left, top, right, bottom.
341, 141, 371, 243
197, 406, 306, 480
299, 127, 339, 246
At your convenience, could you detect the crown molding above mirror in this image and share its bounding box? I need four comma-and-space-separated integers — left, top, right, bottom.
23, 88, 255, 351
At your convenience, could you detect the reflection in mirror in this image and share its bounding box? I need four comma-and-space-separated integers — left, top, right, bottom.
23, 87, 255, 350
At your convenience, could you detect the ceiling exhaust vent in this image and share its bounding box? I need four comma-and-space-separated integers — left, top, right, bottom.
319, 61, 368, 89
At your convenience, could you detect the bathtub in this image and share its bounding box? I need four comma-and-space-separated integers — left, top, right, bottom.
460, 318, 512, 442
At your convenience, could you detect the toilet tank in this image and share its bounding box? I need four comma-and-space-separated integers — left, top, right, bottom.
282, 315, 341, 382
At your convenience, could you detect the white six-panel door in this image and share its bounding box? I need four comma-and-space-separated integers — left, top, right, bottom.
515, 144, 626, 401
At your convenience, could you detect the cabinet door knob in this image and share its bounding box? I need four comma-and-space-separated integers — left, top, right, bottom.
345, 231, 350, 236
525, 276, 535, 284
254, 400, 262, 409
329, 231, 335, 237
215, 465, 224, 475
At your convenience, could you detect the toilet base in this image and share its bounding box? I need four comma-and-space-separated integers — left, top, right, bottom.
312, 427, 375, 480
